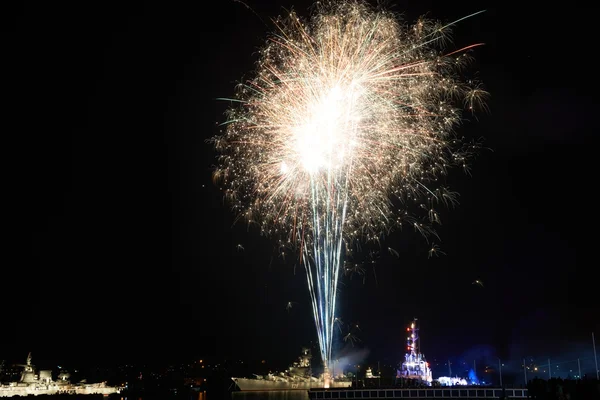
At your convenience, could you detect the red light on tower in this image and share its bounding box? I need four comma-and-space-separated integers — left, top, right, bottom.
406, 328, 410, 332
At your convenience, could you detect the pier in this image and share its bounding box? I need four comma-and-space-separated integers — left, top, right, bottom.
308, 387, 528, 399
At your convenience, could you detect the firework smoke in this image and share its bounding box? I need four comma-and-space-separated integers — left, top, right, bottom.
212, 0, 486, 371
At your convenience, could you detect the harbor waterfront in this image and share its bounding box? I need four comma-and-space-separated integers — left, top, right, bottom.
232, 387, 530, 400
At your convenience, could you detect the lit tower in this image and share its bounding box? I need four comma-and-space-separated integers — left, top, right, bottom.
407, 320, 418, 360
398, 318, 432, 384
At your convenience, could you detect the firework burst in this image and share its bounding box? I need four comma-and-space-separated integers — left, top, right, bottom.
211, 0, 487, 372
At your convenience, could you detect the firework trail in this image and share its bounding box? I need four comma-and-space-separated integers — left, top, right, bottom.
211, 0, 487, 373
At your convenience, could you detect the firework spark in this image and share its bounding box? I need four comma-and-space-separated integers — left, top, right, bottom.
211, 0, 486, 371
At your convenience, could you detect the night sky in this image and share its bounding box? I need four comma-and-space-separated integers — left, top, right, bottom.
4, 0, 597, 375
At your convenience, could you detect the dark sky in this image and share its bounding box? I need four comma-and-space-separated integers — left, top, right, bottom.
4, 0, 598, 374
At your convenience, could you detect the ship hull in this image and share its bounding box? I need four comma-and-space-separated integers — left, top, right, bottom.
233, 378, 352, 391
0, 386, 120, 397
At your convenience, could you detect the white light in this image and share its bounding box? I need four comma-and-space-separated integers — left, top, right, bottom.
293, 85, 360, 174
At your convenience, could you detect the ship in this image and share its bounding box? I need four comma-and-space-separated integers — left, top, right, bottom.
365, 367, 380, 379
0, 352, 121, 397
232, 347, 352, 391
396, 318, 433, 385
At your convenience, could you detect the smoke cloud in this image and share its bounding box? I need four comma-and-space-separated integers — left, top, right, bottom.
334, 347, 370, 374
